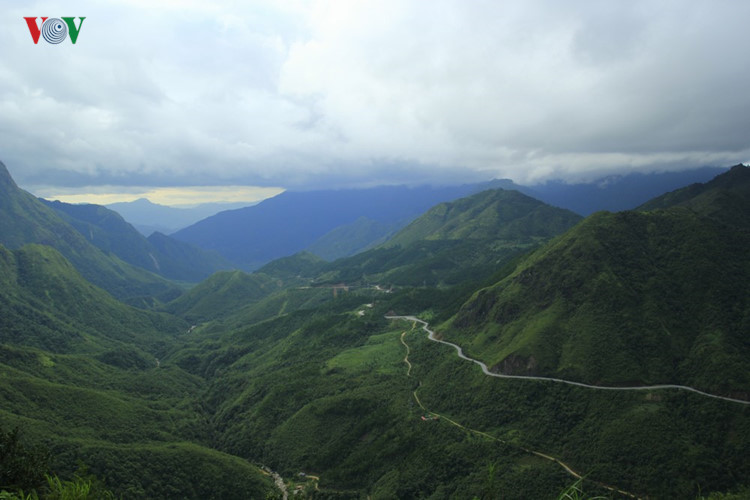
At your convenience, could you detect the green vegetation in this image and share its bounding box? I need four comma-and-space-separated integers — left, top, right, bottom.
256, 251, 327, 279
637, 163, 750, 220
1, 165, 749, 498
164, 270, 283, 322
0, 425, 274, 499
0, 243, 185, 354
556, 479, 608, 500
312, 189, 581, 288
0, 163, 178, 301
444, 207, 750, 396
306, 216, 401, 260
1, 427, 49, 492
42, 199, 234, 282
385, 188, 581, 248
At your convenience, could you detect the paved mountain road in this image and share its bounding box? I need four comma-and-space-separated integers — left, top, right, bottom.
395, 318, 640, 499
387, 315, 750, 405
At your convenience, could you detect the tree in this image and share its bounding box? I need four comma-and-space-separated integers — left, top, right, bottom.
0, 427, 50, 492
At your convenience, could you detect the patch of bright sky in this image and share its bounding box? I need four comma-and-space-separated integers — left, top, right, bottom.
33, 186, 285, 207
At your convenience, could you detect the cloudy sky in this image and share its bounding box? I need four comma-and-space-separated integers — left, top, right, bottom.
1, 0, 748, 205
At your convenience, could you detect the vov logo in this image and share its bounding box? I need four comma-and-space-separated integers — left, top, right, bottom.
24, 17, 86, 44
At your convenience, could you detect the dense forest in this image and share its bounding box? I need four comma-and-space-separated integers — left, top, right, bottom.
1, 162, 749, 499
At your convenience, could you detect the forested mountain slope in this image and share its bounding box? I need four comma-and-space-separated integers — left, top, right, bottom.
42, 199, 233, 282
166, 262, 750, 499
0, 242, 188, 359
0, 162, 177, 301
164, 270, 284, 323
444, 166, 750, 397
171, 181, 518, 269
638, 163, 750, 224
2, 161, 748, 499
0, 242, 274, 498
314, 189, 582, 287
160, 179, 748, 497
385, 188, 581, 247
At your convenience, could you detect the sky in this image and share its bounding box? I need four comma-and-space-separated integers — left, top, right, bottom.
1, 0, 749, 205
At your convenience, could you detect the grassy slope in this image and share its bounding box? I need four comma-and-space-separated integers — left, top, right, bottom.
0, 243, 274, 498
3, 166, 749, 498
0, 163, 177, 301
163, 287, 749, 498
167, 297, 573, 498
315, 189, 582, 287
42, 199, 234, 282
444, 208, 750, 395
0, 351, 274, 499
441, 166, 750, 397
0, 244, 185, 355
385, 188, 581, 247
164, 270, 284, 323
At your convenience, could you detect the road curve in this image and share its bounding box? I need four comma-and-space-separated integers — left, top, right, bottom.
386, 315, 750, 406
398, 323, 641, 499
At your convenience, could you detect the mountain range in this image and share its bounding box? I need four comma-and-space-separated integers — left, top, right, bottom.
42, 199, 232, 282
1, 160, 748, 499
166, 166, 726, 270
310, 188, 582, 288
446, 171, 750, 396
0, 162, 177, 302
106, 198, 254, 235
170, 180, 519, 269
526, 165, 729, 215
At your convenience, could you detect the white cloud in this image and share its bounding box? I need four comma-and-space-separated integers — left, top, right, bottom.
1, 0, 749, 195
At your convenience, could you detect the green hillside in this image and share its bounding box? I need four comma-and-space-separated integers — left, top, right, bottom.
316, 189, 582, 287
2, 163, 749, 499
155, 174, 749, 497
165, 270, 283, 322
0, 347, 275, 498
0, 243, 185, 355
444, 206, 750, 397
385, 188, 581, 247
306, 216, 402, 260
162, 286, 750, 499
256, 251, 327, 280
165, 298, 579, 498
0, 243, 275, 498
42, 200, 158, 271
42, 199, 234, 282
0, 162, 177, 301
638, 163, 750, 225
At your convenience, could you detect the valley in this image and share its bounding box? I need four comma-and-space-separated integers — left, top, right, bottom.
1, 162, 749, 499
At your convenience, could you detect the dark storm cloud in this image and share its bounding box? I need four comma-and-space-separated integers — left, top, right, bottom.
1, 0, 748, 202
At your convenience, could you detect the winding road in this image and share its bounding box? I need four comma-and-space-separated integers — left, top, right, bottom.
395, 319, 640, 499
387, 315, 750, 406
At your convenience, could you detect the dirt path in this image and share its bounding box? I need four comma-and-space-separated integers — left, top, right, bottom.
400, 331, 413, 376
397, 321, 643, 499
388, 315, 749, 406
260, 467, 288, 500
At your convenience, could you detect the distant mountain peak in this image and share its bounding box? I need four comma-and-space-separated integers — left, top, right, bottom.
722, 163, 750, 179
636, 163, 750, 224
